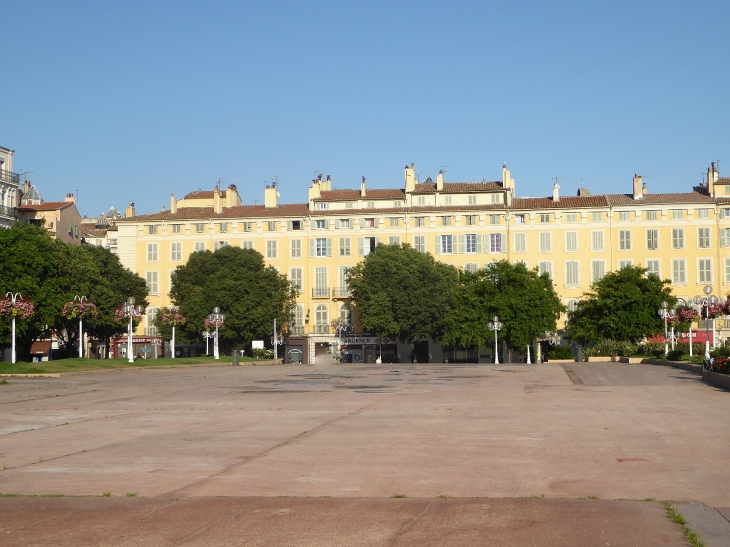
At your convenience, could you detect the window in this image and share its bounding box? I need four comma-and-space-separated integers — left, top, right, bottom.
146, 271, 159, 295
319, 203, 328, 210
699, 259, 712, 282
468, 195, 477, 205
619, 211, 630, 222
315, 238, 329, 257
362, 218, 377, 228
722, 209, 730, 218
646, 260, 660, 277
726, 187, 730, 196
618, 259, 633, 269
646, 229, 658, 250
514, 233, 526, 253
441, 216, 452, 226
462, 234, 479, 254
619, 230, 632, 250
339, 267, 350, 293
565, 232, 578, 252
195, 223, 206, 233
345, 202, 354, 209
291, 239, 302, 258
698, 209, 710, 219
591, 260, 606, 283
414, 235, 426, 253
565, 261, 579, 286
646, 211, 658, 221
698, 227, 711, 249
722, 228, 730, 247
491, 193, 502, 204
389, 217, 401, 227
339, 237, 351, 257
242, 222, 253, 232
359, 237, 377, 256
170, 242, 182, 261
147, 225, 158, 235
464, 215, 477, 226
591, 231, 604, 252
242, 240, 253, 250
565, 213, 577, 223
267, 221, 278, 231
489, 215, 500, 225
591, 212, 602, 222
416, 196, 426, 206
147, 243, 158, 262
314, 303, 328, 334
314, 267, 328, 299
725, 258, 730, 283
671, 210, 684, 220
145, 307, 159, 336
539, 232, 552, 252
443, 196, 452, 205
289, 220, 302, 231
465, 263, 479, 273
538, 261, 553, 280
489, 234, 503, 253
540, 214, 550, 223
388, 236, 401, 245
219, 222, 230, 233
214, 241, 229, 251
672, 228, 684, 249
171, 224, 182, 233
315, 219, 328, 229
266, 240, 277, 259
290, 268, 303, 291
291, 304, 304, 333
394, 200, 404, 208
414, 217, 426, 227
437, 235, 455, 254
194, 241, 205, 252
338, 219, 351, 229
367, 201, 375, 209
672, 259, 686, 284
566, 299, 579, 312
514, 214, 525, 224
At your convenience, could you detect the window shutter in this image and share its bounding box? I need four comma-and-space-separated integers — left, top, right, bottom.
459, 235, 466, 254
483, 235, 489, 253
287, 221, 292, 231
335, 220, 340, 229
722, 228, 729, 248
435, 236, 442, 254
350, 218, 355, 228
309, 239, 315, 257
324, 220, 329, 229
499, 234, 505, 253
360, 218, 365, 228
374, 218, 379, 228
326, 238, 332, 257
476, 235, 482, 254
358, 238, 364, 256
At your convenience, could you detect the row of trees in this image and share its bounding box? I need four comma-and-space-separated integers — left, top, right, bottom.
0, 222, 149, 359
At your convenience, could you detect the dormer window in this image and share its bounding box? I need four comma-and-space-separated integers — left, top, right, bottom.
319, 203, 328, 210
367, 201, 375, 209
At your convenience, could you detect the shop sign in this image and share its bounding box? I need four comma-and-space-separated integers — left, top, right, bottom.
343, 336, 393, 345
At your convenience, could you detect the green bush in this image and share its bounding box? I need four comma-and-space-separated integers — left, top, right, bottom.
548, 345, 574, 360
710, 346, 730, 358
667, 349, 684, 361
583, 340, 637, 358
252, 348, 274, 359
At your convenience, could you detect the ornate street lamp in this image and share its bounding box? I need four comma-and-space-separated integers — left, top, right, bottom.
657, 301, 675, 357
206, 307, 225, 360
1, 293, 35, 364
63, 295, 98, 358
271, 318, 283, 360
693, 285, 720, 361
487, 316, 503, 364
161, 307, 185, 359
119, 297, 144, 364
201, 330, 214, 356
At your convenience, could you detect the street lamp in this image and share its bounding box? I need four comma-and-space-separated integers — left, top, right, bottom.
3, 293, 34, 364
206, 307, 225, 360
201, 330, 214, 356
657, 301, 675, 357
270, 318, 283, 360
487, 316, 503, 364
693, 285, 720, 360
74, 296, 87, 358
121, 297, 144, 364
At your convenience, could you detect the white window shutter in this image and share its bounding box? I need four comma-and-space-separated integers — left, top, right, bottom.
324, 220, 330, 229
435, 236, 442, 254
374, 218, 379, 228
350, 218, 355, 228
500, 234, 505, 253
476, 235, 482, 254
358, 238, 364, 256
483, 234, 489, 253
310, 239, 315, 257
335, 220, 340, 229
460, 235, 466, 254
287, 221, 292, 231
360, 218, 365, 228
326, 238, 332, 257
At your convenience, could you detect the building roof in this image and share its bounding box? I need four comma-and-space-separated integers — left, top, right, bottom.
315, 189, 406, 201
124, 203, 311, 222
512, 196, 608, 209
605, 192, 716, 206
182, 190, 227, 200
412, 181, 503, 194
18, 201, 74, 212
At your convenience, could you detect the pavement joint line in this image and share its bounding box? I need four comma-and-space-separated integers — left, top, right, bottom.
387, 500, 434, 546
557, 363, 585, 385
172, 507, 246, 546
0, 389, 101, 405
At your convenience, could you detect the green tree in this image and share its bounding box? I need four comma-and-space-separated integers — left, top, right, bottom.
567, 265, 675, 344
347, 243, 458, 341
169, 246, 296, 351
443, 260, 563, 350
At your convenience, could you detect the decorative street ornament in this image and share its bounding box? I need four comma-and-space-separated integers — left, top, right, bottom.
1, 293, 35, 364
161, 307, 185, 358
116, 297, 145, 364
63, 296, 97, 358
206, 307, 225, 360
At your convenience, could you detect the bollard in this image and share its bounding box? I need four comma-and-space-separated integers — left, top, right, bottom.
232, 351, 239, 366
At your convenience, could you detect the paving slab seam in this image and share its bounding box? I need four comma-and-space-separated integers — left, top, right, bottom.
0, 389, 102, 405
387, 500, 433, 546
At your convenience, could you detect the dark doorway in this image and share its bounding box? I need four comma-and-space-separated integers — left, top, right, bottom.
413, 341, 429, 363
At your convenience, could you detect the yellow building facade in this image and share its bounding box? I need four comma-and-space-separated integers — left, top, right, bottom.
116, 162, 730, 362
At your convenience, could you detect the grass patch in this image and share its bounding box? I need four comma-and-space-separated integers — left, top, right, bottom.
436, 493, 450, 499
125, 492, 137, 497
586, 495, 599, 500
0, 378, 8, 385
662, 502, 705, 547
102, 492, 111, 497
0, 355, 267, 375
391, 494, 407, 498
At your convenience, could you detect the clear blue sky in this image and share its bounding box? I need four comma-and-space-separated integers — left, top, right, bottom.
2, 1, 729, 217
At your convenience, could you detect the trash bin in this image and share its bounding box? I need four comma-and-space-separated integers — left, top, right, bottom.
232, 351, 239, 366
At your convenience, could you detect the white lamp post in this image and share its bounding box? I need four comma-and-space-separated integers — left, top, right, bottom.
487, 316, 503, 364
74, 295, 87, 358
207, 307, 225, 360
122, 297, 144, 364
657, 301, 671, 356
271, 318, 284, 360
5, 292, 23, 364
693, 285, 718, 361
170, 306, 178, 359
201, 330, 214, 355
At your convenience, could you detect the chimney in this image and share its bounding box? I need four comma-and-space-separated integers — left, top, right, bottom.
325, 175, 331, 191
708, 162, 719, 197
213, 185, 223, 214
170, 191, 177, 213
436, 170, 444, 191
361, 176, 367, 197
502, 163, 515, 196
125, 201, 136, 218
264, 184, 279, 208
642, 181, 648, 195
404, 163, 416, 193
552, 182, 560, 202
65, 192, 76, 204
632, 174, 644, 200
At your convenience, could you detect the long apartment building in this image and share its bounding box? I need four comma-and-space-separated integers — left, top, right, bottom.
117, 161, 730, 362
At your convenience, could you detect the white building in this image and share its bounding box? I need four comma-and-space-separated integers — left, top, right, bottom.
0, 146, 20, 227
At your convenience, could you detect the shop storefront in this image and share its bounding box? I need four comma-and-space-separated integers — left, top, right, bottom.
339, 336, 398, 364
112, 336, 163, 359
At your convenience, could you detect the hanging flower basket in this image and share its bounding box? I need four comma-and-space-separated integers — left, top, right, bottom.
161, 308, 186, 326
0, 296, 35, 319
204, 317, 224, 329
62, 300, 98, 320
114, 305, 143, 324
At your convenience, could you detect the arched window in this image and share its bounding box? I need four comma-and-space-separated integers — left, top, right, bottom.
566, 299, 579, 313
339, 304, 353, 328
315, 303, 328, 334
290, 304, 304, 334
146, 307, 159, 336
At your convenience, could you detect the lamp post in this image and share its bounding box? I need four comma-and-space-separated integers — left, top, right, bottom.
487, 316, 503, 364
74, 296, 87, 358
3, 293, 33, 364
207, 307, 225, 360
270, 318, 284, 360
693, 285, 719, 360
170, 306, 179, 359
657, 301, 674, 357
201, 330, 214, 355
121, 297, 144, 364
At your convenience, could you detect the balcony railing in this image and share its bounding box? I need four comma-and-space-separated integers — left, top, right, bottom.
145, 327, 159, 336
332, 287, 351, 298
312, 287, 330, 298
290, 326, 304, 335
0, 170, 21, 185
313, 324, 330, 334
0, 205, 17, 219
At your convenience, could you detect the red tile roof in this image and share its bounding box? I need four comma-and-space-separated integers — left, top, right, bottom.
413, 182, 503, 194
182, 190, 227, 200
18, 201, 74, 211
124, 203, 310, 221
315, 189, 406, 201
512, 196, 608, 209
605, 192, 716, 206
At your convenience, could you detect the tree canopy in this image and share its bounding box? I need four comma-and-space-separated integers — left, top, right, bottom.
169, 246, 296, 351
443, 260, 563, 349
347, 243, 459, 341
566, 265, 675, 344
